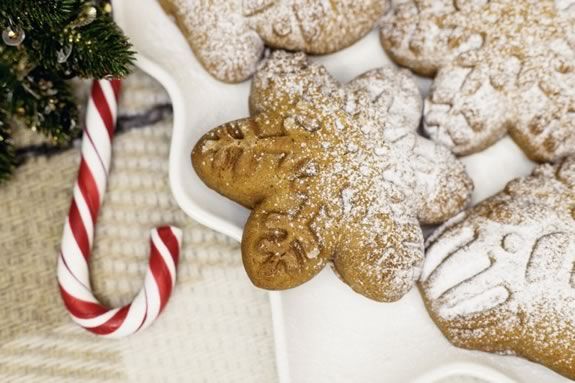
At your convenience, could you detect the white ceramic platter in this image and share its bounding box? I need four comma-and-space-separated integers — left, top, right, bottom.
114, 2, 570, 382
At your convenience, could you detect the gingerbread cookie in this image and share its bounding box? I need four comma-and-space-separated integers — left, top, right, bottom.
421, 156, 575, 379
192, 51, 473, 302
381, 0, 575, 162
159, 0, 388, 82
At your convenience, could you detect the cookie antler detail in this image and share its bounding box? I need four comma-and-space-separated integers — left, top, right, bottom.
193, 51, 473, 301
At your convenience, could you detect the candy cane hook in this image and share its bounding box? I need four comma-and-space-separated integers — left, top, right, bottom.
58, 79, 182, 338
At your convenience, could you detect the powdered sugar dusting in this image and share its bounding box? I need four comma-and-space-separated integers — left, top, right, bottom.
382, 0, 575, 162
160, 0, 387, 82
421, 157, 575, 379
196, 50, 473, 302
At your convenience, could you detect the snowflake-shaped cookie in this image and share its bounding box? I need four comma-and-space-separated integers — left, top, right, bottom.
192, 51, 473, 302
160, 0, 388, 82
381, 0, 575, 162
421, 156, 575, 379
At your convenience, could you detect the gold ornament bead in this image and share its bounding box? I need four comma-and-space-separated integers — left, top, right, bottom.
2, 25, 25, 46
72, 6, 97, 28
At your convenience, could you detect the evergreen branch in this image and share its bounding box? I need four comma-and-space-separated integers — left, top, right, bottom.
0, 0, 134, 183
0, 117, 14, 183
1, 1, 134, 79
63, 11, 135, 79
0, 60, 17, 181
0, 0, 80, 29
10, 69, 79, 142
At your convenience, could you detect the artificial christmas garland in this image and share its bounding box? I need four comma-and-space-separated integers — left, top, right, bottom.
0, 0, 134, 182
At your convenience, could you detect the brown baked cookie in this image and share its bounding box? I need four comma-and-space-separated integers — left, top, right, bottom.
192, 51, 473, 302
159, 0, 388, 82
381, 0, 575, 162
421, 156, 575, 380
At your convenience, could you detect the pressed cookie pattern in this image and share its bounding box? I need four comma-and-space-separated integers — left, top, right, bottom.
381, 0, 575, 162
193, 51, 473, 301
421, 156, 575, 380
160, 0, 388, 82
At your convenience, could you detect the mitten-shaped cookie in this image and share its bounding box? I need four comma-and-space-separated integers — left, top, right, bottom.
193, 51, 473, 301
381, 0, 575, 162
421, 156, 575, 379
160, 0, 388, 82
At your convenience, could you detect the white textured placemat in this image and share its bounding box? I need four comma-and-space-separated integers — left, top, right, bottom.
0, 70, 277, 382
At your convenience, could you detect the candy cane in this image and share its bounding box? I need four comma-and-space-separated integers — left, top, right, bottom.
57, 79, 182, 338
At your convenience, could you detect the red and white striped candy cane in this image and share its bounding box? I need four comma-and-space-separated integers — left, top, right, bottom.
58, 79, 182, 338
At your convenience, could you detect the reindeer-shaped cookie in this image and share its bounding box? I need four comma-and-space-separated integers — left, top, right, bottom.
192, 51, 473, 301
160, 0, 388, 82
381, 0, 575, 162
421, 156, 575, 379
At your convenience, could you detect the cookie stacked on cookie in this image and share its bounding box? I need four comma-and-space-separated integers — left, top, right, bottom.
381, 0, 575, 162
379, 1, 575, 378
193, 51, 473, 302
176, 0, 575, 378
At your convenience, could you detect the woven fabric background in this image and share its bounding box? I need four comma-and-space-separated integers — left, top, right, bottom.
0, 71, 277, 383
0, 69, 493, 383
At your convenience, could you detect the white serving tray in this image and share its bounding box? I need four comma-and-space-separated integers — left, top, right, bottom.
114, 2, 570, 382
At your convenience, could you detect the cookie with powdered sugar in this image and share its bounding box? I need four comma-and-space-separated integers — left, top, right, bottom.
159, 0, 388, 83
192, 51, 473, 302
381, 0, 575, 162
421, 156, 575, 379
